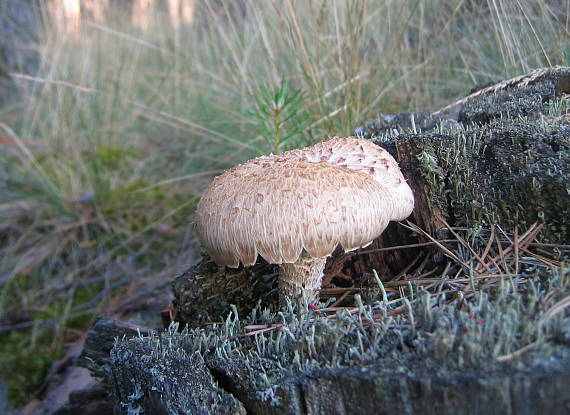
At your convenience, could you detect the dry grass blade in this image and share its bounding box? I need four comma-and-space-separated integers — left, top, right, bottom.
491, 223, 542, 265
520, 247, 561, 268
493, 228, 511, 276
405, 220, 480, 274
540, 295, 570, 322
495, 341, 538, 362
10, 73, 254, 151
477, 226, 496, 273
242, 303, 410, 337
514, 226, 520, 275
436, 214, 492, 273
362, 221, 560, 308
329, 290, 352, 308
243, 325, 284, 336
355, 240, 456, 254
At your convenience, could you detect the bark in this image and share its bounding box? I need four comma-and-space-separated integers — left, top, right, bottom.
110, 337, 246, 415
109, 343, 570, 415
171, 257, 277, 328
79, 317, 151, 379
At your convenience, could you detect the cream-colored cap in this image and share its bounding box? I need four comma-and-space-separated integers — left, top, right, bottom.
195, 136, 414, 267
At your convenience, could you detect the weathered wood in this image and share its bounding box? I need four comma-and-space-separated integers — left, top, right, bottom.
171, 258, 278, 328
348, 66, 570, 275
77, 317, 247, 414
361, 66, 570, 243
110, 334, 246, 415
108, 347, 570, 415
78, 317, 151, 378
52, 386, 112, 415
207, 362, 570, 415
106, 271, 570, 414
434, 66, 570, 120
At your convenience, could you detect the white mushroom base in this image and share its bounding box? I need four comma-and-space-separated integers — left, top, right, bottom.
278, 256, 327, 304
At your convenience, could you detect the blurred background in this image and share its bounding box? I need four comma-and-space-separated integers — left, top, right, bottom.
0, 0, 568, 407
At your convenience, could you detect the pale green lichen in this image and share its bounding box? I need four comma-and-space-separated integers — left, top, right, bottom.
111, 264, 569, 408
390, 112, 570, 244
359, 84, 570, 245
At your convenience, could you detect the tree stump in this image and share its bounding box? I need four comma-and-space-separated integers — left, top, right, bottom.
83, 67, 570, 414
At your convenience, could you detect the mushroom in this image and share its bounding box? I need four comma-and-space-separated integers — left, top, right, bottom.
194, 136, 414, 303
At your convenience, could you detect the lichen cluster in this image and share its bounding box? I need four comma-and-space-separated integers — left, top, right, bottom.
112, 265, 569, 411
365, 91, 569, 244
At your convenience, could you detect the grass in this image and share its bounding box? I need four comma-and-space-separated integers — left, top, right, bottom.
0, 0, 568, 407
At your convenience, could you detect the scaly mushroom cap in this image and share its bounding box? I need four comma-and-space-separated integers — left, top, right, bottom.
195, 136, 414, 267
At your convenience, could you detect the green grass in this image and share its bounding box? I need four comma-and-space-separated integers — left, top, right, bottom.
0, 0, 568, 407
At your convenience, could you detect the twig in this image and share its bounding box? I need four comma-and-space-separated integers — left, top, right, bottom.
540, 295, 570, 322
354, 240, 457, 254
406, 220, 479, 274
496, 342, 538, 362
435, 214, 492, 272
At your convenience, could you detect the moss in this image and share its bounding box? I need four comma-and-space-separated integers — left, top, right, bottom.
0, 330, 65, 406
388, 112, 570, 244
93, 145, 141, 171
172, 255, 278, 328
102, 178, 196, 214
110, 264, 569, 413
356, 78, 570, 244
0, 270, 108, 406
457, 82, 557, 124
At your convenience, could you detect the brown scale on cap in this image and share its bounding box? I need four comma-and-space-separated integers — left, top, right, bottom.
194, 136, 414, 303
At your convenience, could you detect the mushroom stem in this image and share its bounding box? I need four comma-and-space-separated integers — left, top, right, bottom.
278, 256, 327, 304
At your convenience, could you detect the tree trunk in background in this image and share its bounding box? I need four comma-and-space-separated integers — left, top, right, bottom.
43, 0, 203, 32
82, 0, 110, 22
0, 0, 42, 105
0, 0, 244, 52
130, 0, 153, 28
168, 0, 197, 27
47, 0, 80, 33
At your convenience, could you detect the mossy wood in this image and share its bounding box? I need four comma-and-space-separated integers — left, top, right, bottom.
86, 68, 570, 414
110, 339, 570, 415
98, 264, 570, 414
360, 66, 570, 279
382, 66, 570, 248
